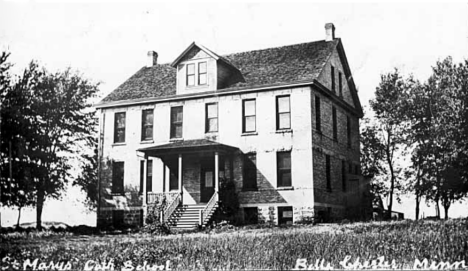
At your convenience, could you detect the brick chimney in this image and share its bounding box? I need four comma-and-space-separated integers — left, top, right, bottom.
325, 23, 335, 41
147, 51, 158, 67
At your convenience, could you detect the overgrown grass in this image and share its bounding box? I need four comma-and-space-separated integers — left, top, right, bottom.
1, 219, 467, 270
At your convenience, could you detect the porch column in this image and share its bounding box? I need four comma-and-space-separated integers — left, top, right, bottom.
164, 163, 170, 192
142, 155, 148, 225
215, 151, 219, 193
178, 154, 183, 198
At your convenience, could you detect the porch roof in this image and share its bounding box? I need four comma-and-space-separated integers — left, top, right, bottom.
137, 139, 238, 157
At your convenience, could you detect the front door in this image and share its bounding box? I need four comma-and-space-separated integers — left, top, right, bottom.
200, 157, 215, 203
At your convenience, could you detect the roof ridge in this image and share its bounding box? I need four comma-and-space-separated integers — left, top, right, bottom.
222, 39, 331, 58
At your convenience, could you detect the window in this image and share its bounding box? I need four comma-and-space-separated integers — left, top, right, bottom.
346, 115, 351, 148
332, 106, 338, 141
355, 165, 360, 175
326, 155, 331, 192
112, 161, 124, 194
278, 206, 293, 225
169, 159, 179, 191
205, 103, 218, 133
315, 96, 321, 132
187, 64, 195, 86
113, 210, 124, 228
331, 65, 335, 92
140, 160, 153, 194
198, 62, 207, 85
243, 207, 258, 225
243, 153, 257, 190
141, 109, 154, 141
342, 160, 346, 192
170, 106, 183, 139
242, 99, 256, 133
339, 72, 343, 97
169, 172, 178, 191
114, 112, 126, 143
277, 151, 291, 187
276, 95, 291, 130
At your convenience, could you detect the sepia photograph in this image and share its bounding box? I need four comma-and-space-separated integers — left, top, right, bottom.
1, 1, 468, 270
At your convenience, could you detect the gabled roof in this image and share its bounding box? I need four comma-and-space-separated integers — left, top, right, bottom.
100, 39, 338, 105
171, 42, 223, 67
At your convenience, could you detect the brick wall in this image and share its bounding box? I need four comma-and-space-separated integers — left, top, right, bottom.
311, 44, 362, 221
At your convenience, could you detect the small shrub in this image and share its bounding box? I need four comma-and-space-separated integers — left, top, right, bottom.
143, 198, 171, 235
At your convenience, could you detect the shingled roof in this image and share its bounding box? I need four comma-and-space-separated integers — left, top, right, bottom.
99, 39, 338, 105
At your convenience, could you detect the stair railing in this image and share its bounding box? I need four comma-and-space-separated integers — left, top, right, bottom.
160, 193, 181, 224
199, 191, 219, 226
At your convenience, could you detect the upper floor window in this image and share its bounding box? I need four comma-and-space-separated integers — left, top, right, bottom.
114, 112, 126, 143
326, 155, 331, 192
339, 72, 343, 97
186, 61, 207, 86
198, 62, 207, 85
243, 153, 257, 190
170, 106, 183, 139
187, 64, 195, 86
205, 103, 218, 133
242, 99, 256, 133
332, 106, 338, 141
315, 95, 321, 132
277, 151, 291, 187
141, 109, 154, 141
112, 161, 124, 194
276, 95, 291, 130
331, 65, 335, 92
346, 115, 351, 148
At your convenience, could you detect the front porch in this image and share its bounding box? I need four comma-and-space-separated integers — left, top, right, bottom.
138, 139, 237, 229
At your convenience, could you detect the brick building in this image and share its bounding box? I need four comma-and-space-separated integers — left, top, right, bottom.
95, 23, 369, 229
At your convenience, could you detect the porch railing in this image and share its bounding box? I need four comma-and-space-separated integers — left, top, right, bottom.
147, 192, 179, 205
160, 193, 181, 224
200, 191, 219, 226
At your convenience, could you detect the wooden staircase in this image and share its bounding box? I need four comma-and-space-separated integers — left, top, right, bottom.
167, 202, 218, 230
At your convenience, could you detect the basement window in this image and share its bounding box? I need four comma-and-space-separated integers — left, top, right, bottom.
278, 206, 293, 225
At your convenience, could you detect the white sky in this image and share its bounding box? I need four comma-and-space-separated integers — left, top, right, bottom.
1, 1, 467, 226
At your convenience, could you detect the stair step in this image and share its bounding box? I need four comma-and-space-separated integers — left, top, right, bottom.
166, 203, 218, 229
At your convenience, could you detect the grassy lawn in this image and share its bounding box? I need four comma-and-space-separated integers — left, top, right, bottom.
1, 220, 467, 270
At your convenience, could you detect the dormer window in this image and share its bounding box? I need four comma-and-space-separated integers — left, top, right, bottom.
198, 62, 207, 85
186, 61, 207, 87
187, 64, 195, 86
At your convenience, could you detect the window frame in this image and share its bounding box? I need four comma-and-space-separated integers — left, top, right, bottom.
326, 155, 331, 192
339, 71, 343, 97
112, 161, 124, 194
243, 152, 257, 191
276, 95, 291, 130
186, 63, 195, 86
315, 95, 321, 133
141, 109, 154, 141
170, 106, 183, 139
346, 115, 351, 148
342, 160, 346, 192
205, 102, 218, 133
242, 99, 256, 133
139, 160, 153, 194
331, 65, 335, 92
332, 106, 338, 141
114, 112, 126, 143
277, 151, 292, 188
243, 207, 259, 225
198, 62, 207, 85
278, 206, 293, 225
